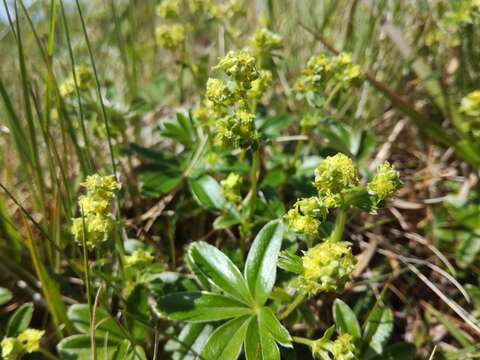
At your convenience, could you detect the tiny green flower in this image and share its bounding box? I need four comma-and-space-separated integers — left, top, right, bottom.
221, 173, 243, 204
460, 90, 480, 117
314, 154, 358, 199
82, 174, 119, 199
368, 162, 400, 201
125, 249, 154, 268
1, 337, 22, 360
215, 110, 257, 148
17, 329, 44, 354
249, 27, 283, 53
206, 78, 233, 109
155, 24, 185, 49
213, 50, 259, 88
72, 174, 119, 249
156, 0, 180, 18
311, 332, 357, 360
248, 70, 272, 100
300, 241, 356, 295
327, 334, 356, 360
294, 52, 363, 98
284, 197, 327, 236
60, 65, 94, 97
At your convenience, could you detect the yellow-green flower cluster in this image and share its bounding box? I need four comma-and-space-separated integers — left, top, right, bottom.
315, 154, 359, 208
248, 70, 273, 100
284, 197, 326, 236
367, 162, 400, 201
71, 174, 119, 249
60, 65, 94, 98
221, 173, 243, 204
460, 90, 480, 117
248, 27, 282, 67
426, 1, 479, 48
1, 329, 44, 360
202, 49, 269, 148
299, 241, 356, 295
155, 24, 185, 50
312, 333, 357, 360
215, 109, 257, 148
249, 28, 283, 53
125, 249, 154, 268
213, 50, 259, 89
156, 0, 180, 18
294, 53, 363, 97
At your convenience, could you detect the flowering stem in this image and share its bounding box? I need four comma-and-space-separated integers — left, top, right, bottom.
331, 207, 347, 242
80, 213, 95, 360
292, 336, 314, 347
278, 292, 306, 320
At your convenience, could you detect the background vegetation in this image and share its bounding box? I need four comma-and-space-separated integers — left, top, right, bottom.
0, 0, 479, 359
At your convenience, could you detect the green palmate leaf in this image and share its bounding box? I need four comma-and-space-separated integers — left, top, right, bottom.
164, 323, 213, 360
277, 251, 303, 275
126, 286, 150, 341
244, 220, 284, 305
154, 291, 251, 322
6, 302, 33, 337
259, 307, 292, 347
245, 317, 279, 360
0, 287, 12, 306
188, 175, 226, 211
362, 306, 394, 358
333, 299, 361, 338
188, 242, 253, 304
68, 304, 124, 342
200, 315, 251, 360
57, 335, 145, 360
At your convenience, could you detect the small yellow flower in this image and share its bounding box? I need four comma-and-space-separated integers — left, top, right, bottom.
311, 332, 357, 360
221, 173, 242, 204
155, 24, 185, 49
156, 0, 180, 18
206, 78, 233, 108
17, 329, 44, 353
285, 197, 327, 236
249, 28, 283, 53
72, 174, 119, 249
125, 249, 154, 268
214, 50, 259, 88
460, 90, 480, 117
300, 241, 356, 295
368, 162, 400, 201
314, 154, 358, 199
1, 337, 22, 360
248, 70, 272, 100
